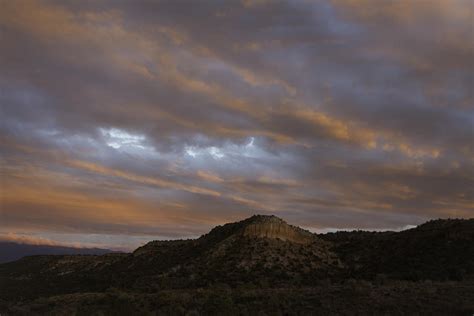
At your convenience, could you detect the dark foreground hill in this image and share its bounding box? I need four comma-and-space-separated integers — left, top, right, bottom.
1, 215, 473, 315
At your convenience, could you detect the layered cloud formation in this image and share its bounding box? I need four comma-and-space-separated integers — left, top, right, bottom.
1, 0, 473, 249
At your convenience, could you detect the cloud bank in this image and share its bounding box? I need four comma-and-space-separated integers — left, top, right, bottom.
1, 0, 472, 248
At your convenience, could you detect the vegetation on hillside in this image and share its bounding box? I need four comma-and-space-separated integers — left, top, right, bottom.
1, 216, 473, 315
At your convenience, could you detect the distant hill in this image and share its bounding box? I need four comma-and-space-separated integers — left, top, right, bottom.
0, 241, 114, 264
1, 215, 473, 315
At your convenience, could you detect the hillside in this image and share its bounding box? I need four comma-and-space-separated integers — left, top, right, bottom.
321, 218, 474, 281
1, 215, 473, 315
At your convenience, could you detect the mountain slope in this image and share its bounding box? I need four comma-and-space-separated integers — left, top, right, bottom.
321, 218, 474, 281
1, 215, 473, 315
111, 215, 340, 291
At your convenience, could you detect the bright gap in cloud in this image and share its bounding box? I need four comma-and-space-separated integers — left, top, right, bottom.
99, 127, 160, 155
185, 137, 257, 160
100, 128, 145, 149
185, 145, 224, 159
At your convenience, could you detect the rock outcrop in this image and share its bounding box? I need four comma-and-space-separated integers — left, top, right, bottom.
240, 215, 315, 244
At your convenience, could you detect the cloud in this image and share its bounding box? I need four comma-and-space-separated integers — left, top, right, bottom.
0, 0, 472, 248
0, 232, 111, 249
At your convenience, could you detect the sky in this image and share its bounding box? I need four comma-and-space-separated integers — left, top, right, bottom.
1, 0, 473, 251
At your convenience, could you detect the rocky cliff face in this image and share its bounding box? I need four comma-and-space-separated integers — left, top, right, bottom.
240, 215, 315, 244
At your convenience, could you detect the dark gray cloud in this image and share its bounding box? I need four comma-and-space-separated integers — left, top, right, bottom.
1, 0, 472, 249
